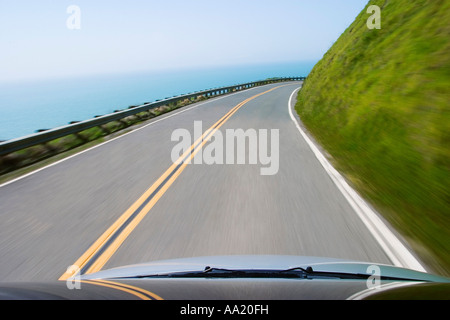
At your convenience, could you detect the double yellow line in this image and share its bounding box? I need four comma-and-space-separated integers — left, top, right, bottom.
59, 85, 285, 281
81, 279, 163, 300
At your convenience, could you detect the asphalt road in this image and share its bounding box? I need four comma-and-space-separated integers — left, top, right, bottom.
0, 82, 424, 282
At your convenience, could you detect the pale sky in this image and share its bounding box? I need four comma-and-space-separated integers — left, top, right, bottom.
0, 0, 368, 82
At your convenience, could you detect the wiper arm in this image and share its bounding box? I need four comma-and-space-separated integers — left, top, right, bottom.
280, 266, 418, 281
200, 266, 307, 279
126, 267, 305, 279
114, 266, 418, 281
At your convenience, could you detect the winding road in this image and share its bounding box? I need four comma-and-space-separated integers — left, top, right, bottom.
0, 82, 425, 282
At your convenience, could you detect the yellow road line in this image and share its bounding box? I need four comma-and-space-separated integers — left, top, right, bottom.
81, 279, 163, 300
59, 96, 244, 280
85, 100, 245, 274
94, 279, 164, 300
59, 85, 285, 280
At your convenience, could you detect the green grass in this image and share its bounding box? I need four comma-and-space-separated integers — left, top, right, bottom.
295, 0, 450, 275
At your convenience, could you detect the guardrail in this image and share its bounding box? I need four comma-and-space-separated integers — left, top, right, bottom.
0, 77, 304, 156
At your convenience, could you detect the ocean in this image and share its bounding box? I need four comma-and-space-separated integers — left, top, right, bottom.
0, 61, 315, 141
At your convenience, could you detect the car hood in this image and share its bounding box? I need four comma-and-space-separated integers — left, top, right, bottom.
81, 254, 449, 283
2, 255, 449, 300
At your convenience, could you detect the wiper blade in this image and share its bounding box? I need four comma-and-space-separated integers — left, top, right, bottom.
114, 266, 418, 281
279, 266, 419, 281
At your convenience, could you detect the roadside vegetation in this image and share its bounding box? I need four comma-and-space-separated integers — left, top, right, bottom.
295, 0, 450, 275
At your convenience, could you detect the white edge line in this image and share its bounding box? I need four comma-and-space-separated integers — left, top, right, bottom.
0, 85, 264, 189
346, 281, 419, 300
288, 86, 426, 272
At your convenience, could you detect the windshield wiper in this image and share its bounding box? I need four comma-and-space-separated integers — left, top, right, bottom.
115, 266, 415, 281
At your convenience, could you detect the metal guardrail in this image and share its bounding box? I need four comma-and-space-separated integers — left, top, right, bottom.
0, 77, 304, 156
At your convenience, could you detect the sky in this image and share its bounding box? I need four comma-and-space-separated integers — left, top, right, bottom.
0, 0, 369, 82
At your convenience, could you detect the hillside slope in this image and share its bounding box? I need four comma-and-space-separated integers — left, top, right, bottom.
295, 0, 449, 275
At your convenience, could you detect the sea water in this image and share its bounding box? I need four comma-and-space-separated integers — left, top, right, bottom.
0, 61, 315, 141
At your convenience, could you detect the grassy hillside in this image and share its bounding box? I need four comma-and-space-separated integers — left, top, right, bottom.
295, 0, 449, 275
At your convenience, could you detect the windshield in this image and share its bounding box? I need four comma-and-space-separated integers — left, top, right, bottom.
0, 0, 448, 307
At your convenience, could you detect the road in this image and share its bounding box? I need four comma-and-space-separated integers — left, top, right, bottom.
0, 82, 424, 282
